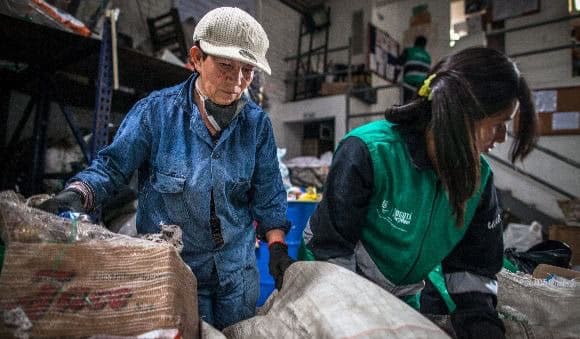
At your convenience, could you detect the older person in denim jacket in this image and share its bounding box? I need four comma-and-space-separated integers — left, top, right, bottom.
39, 7, 293, 329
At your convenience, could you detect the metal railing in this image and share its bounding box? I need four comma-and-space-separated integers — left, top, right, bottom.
486, 153, 576, 199
507, 131, 580, 170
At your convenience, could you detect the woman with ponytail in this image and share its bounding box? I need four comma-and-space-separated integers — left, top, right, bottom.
300, 47, 538, 338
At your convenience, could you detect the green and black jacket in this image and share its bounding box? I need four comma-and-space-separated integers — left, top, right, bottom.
302, 120, 505, 338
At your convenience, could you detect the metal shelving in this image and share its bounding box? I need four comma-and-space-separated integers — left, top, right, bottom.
0, 13, 191, 195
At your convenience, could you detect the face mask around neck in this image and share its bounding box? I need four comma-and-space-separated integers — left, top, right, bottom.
195, 80, 246, 132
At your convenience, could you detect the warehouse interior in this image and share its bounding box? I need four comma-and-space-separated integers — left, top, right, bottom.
0, 0, 579, 337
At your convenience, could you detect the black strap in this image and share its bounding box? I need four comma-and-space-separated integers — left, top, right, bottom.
210, 190, 224, 248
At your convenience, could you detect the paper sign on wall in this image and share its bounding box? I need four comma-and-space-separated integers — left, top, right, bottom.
533, 90, 557, 112
368, 24, 399, 82
552, 112, 580, 130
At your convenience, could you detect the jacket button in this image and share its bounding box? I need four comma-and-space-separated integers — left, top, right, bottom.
212, 153, 220, 159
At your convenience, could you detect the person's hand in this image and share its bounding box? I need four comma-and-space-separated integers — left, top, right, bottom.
37, 189, 85, 215
268, 242, 294, 290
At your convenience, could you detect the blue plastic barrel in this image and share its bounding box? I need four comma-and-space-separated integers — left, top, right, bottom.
256, 201, 318, 306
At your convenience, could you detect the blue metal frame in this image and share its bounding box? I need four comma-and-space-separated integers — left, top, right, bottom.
91, 18, 113, 161
56, 101, 90, 164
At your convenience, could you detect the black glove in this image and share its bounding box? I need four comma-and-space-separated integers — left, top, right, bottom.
37, 189, 85, 215
451, 292, 505, 339
268, 242, 294, 290
451, 310, 505, 339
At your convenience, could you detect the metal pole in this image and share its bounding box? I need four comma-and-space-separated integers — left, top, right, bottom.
56, 101, 91, 165
349, 83, 400, 94
322, 7, 330, 76
91, 11, 114, 160
6, 97, 34, 150
293, 17, 304, 101
284, 45, 350, 62
110, 8, 120, 90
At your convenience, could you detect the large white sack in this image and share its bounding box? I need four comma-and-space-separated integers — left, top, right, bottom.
497, 269, 580, 338
201, 320, 226, 339
224, 262, 449, 339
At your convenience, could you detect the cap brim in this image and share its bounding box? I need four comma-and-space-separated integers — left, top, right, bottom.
199, 40, 271, 75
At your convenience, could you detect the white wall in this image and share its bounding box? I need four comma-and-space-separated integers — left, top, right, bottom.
326, 0, 373, 66
505, 2, 579, 89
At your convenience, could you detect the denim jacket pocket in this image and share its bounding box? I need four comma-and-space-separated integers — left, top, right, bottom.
228, 180, 252, 226
151, 171, 190, 224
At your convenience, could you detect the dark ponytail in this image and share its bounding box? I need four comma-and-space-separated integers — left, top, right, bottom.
429, 70, 484, 226
386, 47, 538, 226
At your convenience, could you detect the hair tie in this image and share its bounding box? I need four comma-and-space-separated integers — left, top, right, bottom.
418, 73, 437, 101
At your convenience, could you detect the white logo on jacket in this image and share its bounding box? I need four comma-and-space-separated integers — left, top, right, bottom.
377, 199, 413, 232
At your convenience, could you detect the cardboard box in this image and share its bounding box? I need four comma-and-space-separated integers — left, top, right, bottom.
558, 199, 580, 226
549, 224, 580, 265
557, 87, 580, 111
0, 190, 197, 338
0, 242, 198, 338
533, 264, 580, 280
320, 82, 349, 96
403, 23, 435, 48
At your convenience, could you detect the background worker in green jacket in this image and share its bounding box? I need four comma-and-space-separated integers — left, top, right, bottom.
298, 47, 538, 338
395, 35, 431, 103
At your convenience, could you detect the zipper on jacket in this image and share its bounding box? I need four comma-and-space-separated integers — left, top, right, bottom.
400, 179, 440, 284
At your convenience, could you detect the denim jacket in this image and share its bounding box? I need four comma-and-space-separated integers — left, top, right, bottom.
72, 74, 289, 285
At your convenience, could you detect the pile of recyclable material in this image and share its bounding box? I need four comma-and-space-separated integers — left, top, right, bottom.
0, 191, 199, 338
